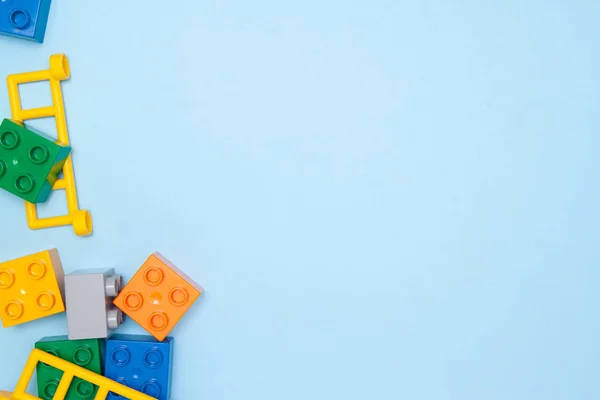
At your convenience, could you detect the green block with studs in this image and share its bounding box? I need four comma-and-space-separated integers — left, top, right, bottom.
35, 336, 105, 400
0, 118, 71, 203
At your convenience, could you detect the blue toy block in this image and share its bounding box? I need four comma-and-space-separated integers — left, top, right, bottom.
0, 0, 52, 43
104, 334, 174, 400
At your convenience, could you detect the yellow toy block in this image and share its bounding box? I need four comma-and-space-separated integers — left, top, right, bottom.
9, 349, 155, 400
6, 54, 92, 236
0, 391, 12, 400
0, 249, 65, 327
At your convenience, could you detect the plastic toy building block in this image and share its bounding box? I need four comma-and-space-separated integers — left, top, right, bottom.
0, 0, 52, 43
7, 54, 92, 236
113, 252, 203, 341
0, 118, 71, 203
35, 336, 105, 400
0, 392, 11, 400
0, 249, 65, 328
65, 269, 124, 340
104, 334, 174, 400
10, 349, 156, 400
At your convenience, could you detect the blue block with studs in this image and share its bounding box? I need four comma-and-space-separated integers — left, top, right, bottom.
104, 334, 174, 400
0, 0, 52, 43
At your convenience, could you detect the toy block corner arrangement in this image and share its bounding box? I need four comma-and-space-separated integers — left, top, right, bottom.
0, 249, 203, 400
0, 10, 206, 400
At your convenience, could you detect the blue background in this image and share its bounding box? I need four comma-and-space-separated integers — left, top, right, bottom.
0, 1, 599, 399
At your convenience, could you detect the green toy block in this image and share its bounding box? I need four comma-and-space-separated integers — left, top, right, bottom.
0, 119, 71, 204
35, 336, 105, 400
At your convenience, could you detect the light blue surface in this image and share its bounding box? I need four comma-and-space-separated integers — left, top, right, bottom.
0, 1, 598, 399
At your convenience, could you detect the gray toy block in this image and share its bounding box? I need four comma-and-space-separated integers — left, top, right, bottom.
65, 268, 125, 340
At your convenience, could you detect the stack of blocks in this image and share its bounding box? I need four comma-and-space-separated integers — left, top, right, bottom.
0, 250, 203, 399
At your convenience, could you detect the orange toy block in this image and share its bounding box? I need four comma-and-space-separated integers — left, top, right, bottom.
113, 252, 203, 341
0, 249, 65, 328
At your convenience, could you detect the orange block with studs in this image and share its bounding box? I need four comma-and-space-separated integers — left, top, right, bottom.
113, 252, 203, 341
0, 249, 65, 327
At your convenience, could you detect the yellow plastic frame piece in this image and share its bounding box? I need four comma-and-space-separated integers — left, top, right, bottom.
9, 349, 156, 400
6, 54, 92, 236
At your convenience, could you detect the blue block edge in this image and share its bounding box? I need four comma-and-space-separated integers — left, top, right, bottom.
0, 0, 52, 43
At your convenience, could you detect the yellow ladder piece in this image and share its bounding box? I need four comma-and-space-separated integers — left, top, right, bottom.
10, 349, 155, 400
6, 54, 92, 236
